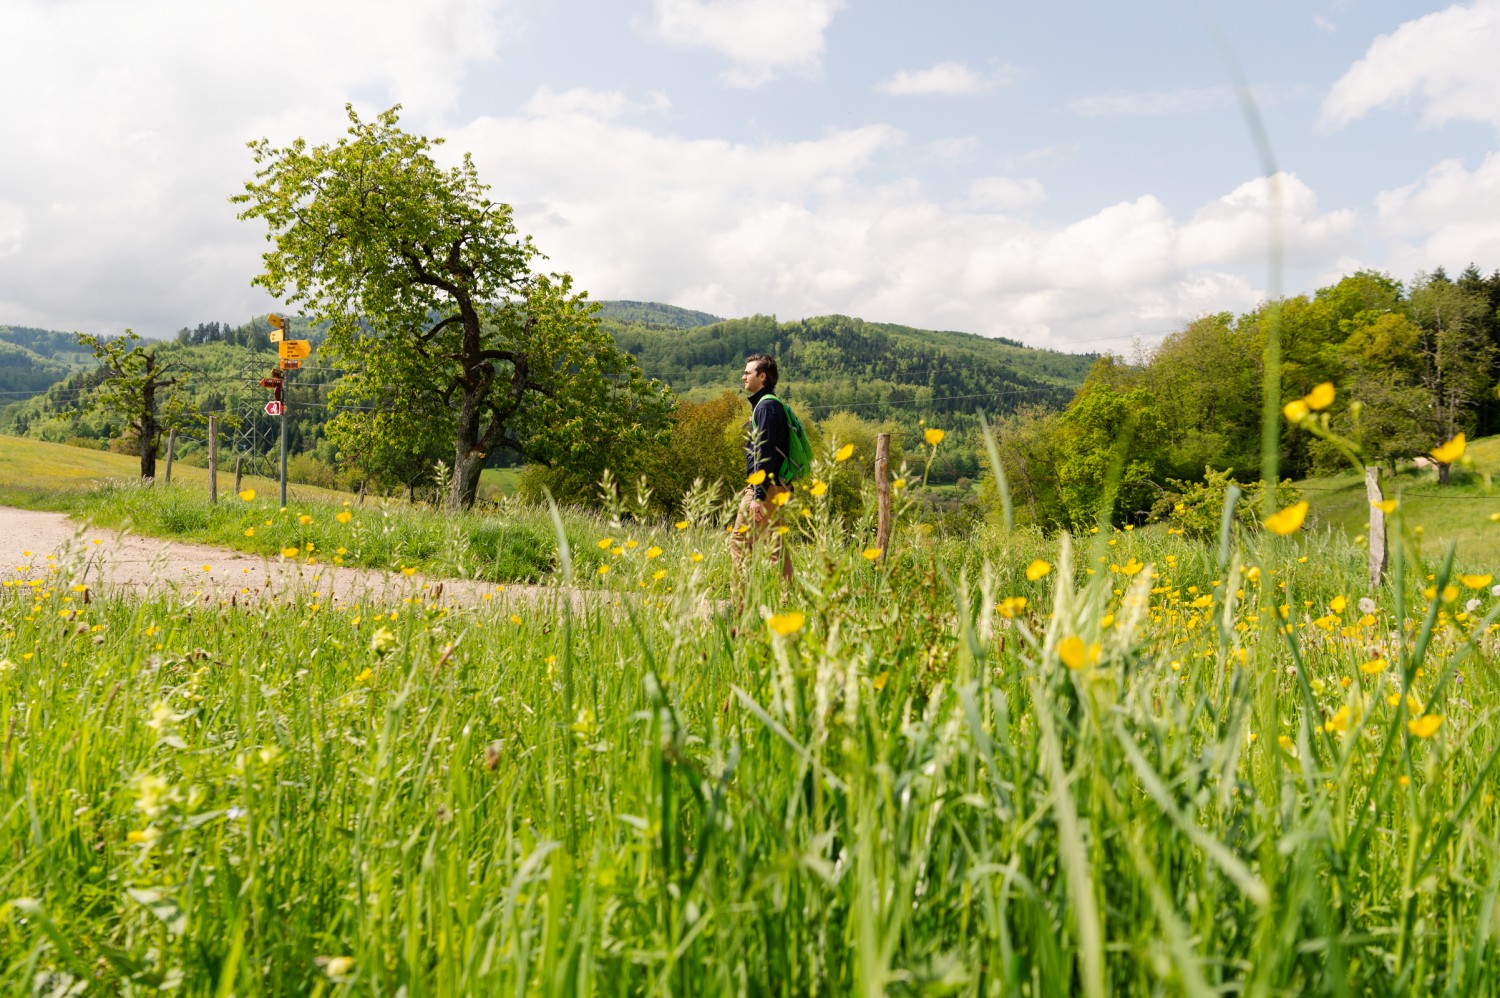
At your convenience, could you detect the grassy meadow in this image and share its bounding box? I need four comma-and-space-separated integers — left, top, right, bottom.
2, 433, 1500, 993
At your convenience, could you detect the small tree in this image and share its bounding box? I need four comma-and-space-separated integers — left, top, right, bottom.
78, 331, 199, 480
233, 105, 672, 510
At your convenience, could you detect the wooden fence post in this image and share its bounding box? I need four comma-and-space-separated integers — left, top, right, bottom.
163, 428, 176, 485
875, 432, 891, 558
233, 456, 243, 496
1365, 465, 1387, 588
207, 415, 218, 503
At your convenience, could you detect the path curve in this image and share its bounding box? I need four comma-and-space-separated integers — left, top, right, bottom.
0, 505, 559, 610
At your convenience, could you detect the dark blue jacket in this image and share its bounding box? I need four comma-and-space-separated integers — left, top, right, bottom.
745, 388, 789, 499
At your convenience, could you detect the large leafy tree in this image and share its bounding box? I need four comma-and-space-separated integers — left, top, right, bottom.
78, 331, 201, 480
233, 106, 671, 510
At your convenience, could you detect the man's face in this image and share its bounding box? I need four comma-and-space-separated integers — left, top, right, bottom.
741, 362, 766, 395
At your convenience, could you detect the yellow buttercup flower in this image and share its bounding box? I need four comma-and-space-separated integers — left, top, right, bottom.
1329, 595, 1347, 613
862, 547, 883, 560
238, 489, 256, 502
674, 520, 689, 530
810, 480, 828, 497
1058, 635, 1100, 670
299, 514, 313, 525
1457, 573, 1493, 590
336, 511, 352, 524
1304, 382, 1335, 410
1359, 657, 1387, 675
645, 546, 662, 559
279, 547, 300, 558
747, 469, 767, 485
834, 444, 854, 462
771, 490, 790, 506
1431, 433, 1466, 464
243, 528, 255, 537
924, 428, 945, 446
1263, 501, 1309, 536
995, 596, 1027, 618
597, 537, 614, 550
1408, 714, 1443, 738
1025, 559, 1051, 581
768, 611, 805, 636
1371, 499, 1398, 514
400, 566, 416, 576
1282, 399, 1309, 422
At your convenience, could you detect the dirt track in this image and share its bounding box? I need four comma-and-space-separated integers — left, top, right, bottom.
0, 505, 556, 610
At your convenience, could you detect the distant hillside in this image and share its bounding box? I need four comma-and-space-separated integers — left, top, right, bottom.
607, 313, 1096, 422
0, 326, 94, 395
595, 300, 723, 329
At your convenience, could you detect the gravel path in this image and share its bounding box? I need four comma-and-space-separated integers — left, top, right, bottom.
0, 505, 561, 610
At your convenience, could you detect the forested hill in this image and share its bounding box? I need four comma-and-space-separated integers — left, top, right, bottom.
594, 300, 723, 329
606, 312, 1096, 419
0, 326, 95, 395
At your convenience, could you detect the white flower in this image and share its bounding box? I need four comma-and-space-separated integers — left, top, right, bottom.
1358, 597, 1377, 614
1491, 584, 1500, 597
1466, 598, 1482, 613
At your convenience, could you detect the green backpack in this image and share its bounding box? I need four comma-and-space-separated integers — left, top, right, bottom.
761, 393, 813, 483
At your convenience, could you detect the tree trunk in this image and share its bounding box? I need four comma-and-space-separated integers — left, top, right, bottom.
448, 379, 490, 511
1439, 462, 1451, 485
140, 361, 158, 481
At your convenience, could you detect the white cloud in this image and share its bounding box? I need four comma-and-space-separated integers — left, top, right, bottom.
452, 92, 1362, 348
0, 0, 511, 333
1321, 0, 1500, 129
1375, 152, 1500, 266
646, 0, 845, 88
875, 61, 1001, 96
523, 87, 671, 120
1069, 87, 1231, 117
967, 177, 1046, 211
1313, 14, 1337, 32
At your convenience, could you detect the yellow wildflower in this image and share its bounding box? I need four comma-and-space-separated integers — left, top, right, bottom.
924, 428, 945, 446
1305, 382, 1335, 410
1025, 559, 1052, 581
1431, 433, 1466, 464
1263, 501, 1309, 536
768, 611, 805, 636
834, 444, 854, 462
1408, 714, 1443, 738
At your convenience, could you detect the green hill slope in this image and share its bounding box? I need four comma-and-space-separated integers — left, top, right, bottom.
595, 300, 723, 329
607, 312, 1096, 420
1299, 436, 1500, 569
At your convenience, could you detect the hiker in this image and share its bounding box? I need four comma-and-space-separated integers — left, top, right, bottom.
730, 354, 794, 589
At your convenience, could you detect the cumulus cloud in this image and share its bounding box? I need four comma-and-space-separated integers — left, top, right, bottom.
1321, 0, 1500, 129
875, 61, 1003, 96
646, 0, 845, 87
0, 0, 511, 333
1375, 152, 1500, 266
452, 92, 1363, 348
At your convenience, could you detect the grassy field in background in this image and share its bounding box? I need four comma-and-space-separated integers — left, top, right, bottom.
1298, 434, 1500, 566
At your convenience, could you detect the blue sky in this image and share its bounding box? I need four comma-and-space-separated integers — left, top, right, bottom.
3, 0, 1498, 351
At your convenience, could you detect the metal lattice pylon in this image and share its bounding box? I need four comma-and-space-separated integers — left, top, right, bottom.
232, 401, 282, 480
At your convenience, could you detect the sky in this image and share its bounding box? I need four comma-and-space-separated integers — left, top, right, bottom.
2, 0, 1499, 353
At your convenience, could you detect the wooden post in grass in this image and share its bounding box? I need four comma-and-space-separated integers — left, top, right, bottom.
233, 456, 243, 496
875, 432, 891, 559
1366, 465, 1387, 588
163, 428, 176, 485
207, 415, 218, 503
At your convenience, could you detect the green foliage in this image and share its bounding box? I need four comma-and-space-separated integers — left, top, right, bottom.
234, 105, 673, 510
594, 299, 723, 328
77, 331, 207, 480
1151, 466, 1303, 540
1055, 376, 1170, 529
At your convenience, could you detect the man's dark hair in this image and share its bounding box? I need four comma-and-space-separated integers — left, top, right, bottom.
746, 353, 778, 391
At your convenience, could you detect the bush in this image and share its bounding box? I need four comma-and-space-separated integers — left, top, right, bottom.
1151, 466, 1303, 540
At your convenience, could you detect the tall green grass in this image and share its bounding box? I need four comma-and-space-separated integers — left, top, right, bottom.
3, 441, 1499, 992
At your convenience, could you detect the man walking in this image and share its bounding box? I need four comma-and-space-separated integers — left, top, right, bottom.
730, 354, 793, 590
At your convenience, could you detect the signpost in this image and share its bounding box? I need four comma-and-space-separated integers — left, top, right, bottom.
263, 315, 306, 507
